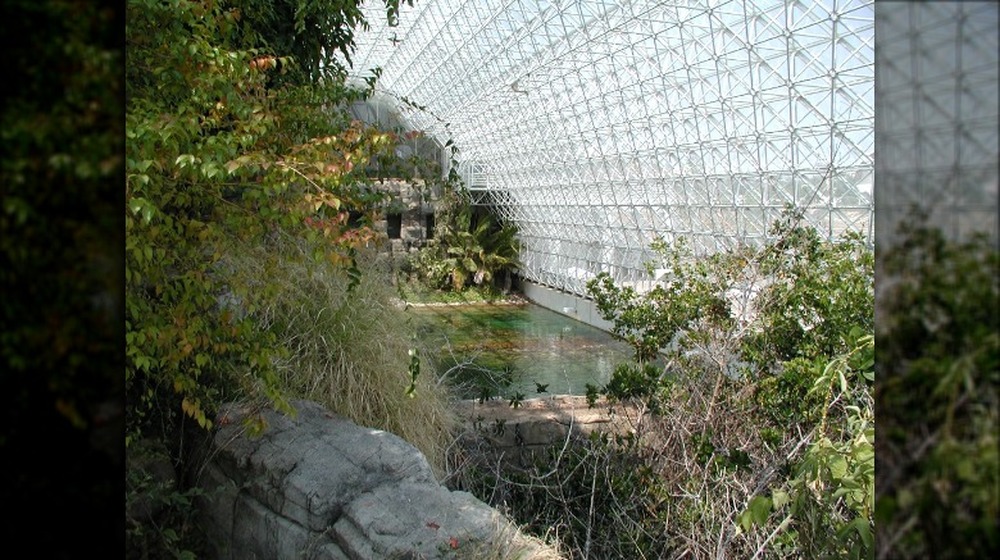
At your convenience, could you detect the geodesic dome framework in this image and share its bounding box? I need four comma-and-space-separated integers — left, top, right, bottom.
344, 0, 875, 296
875, 2, 999, 249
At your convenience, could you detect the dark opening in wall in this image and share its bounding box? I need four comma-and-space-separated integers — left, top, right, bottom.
425, 213, 435, 239
387, 213, 402, 239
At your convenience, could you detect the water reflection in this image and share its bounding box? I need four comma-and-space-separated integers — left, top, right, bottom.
406, 302, 633, 399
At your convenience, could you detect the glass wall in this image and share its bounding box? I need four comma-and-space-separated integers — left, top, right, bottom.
345, 0, 876, 295
875, 2, 999, 248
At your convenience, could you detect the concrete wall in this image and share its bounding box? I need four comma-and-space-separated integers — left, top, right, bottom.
521, 280, 615, 333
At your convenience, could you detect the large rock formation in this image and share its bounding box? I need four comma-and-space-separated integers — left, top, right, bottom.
195, 400, 554, 559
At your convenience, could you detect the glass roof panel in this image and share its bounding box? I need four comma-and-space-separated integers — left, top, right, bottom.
344, 0, 879, 294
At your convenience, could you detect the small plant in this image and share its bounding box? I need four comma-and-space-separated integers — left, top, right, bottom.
492, 418, 507, 437
508, 391, 526, 409
405, 348, 421, 398
691, 431, 716, 466
584, 383, 601, 408
477, 386, 496, 404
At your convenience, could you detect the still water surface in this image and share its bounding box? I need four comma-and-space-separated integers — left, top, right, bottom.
406, 302, 633, 399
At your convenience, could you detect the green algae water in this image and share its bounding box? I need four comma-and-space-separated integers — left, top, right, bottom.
406, 302, 633, 399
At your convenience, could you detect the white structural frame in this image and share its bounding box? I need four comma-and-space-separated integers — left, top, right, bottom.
874, 2, 999, 248
345, 0, 877, 296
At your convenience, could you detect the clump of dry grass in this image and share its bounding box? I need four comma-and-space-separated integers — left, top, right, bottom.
223, 233, 457, 473
444, 367, 814, 559
455, 513, 565, 560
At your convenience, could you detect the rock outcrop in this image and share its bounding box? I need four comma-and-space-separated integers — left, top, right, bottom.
195, 400, 554, 559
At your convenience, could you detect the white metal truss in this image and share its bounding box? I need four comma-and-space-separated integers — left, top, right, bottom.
344, 0, 876, 295
875, 2, 999, 248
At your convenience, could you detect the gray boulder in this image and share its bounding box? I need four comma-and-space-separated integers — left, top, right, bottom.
196, 399, 556, 559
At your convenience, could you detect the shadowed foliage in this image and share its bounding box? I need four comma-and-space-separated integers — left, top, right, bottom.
2, 0, 124, 556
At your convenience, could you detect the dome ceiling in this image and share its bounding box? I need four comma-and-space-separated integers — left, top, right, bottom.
344, 0, 876, 294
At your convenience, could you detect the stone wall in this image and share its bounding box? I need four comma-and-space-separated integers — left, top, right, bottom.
453, 395, 641, 466
371, 179, 439, 261
194, 400, 555, 560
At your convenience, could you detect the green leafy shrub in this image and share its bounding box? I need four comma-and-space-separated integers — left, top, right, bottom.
574, 208, 875, 558
588, 235, 729, 366
875, 212, 999, 558
740, 333, 875, 559
753, 355, 828, 426
588, 207, 873, 419
413, 197, 521, 293
604, 362, 664, 402
740, 210, 874, 367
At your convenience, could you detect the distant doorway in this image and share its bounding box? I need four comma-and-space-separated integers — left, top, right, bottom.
424, 213, 435, 239
387, 213, 402, 239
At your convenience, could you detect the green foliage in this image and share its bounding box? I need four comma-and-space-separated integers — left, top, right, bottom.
741, 334, 875, 559
577, 207, 875, 558
2, 1, 123, 553
741, 209, 874, 366
126, 452, 208, 559
508, 391, 526, 409
221, 0, 409, 85
691, 431, 717, 466
405, 348, 421, 398
477, 387, 496, 404
414, 200, 522, 292
584, 383, 601, 408
753, 356, 827, 426
588, 236, 729, 365
125, 0, 462, 554
587, 207, 873, 412
875, 212, 999, 558
492, 418, 507, 437
125, 0, 401, 438
601, 362, 671, 413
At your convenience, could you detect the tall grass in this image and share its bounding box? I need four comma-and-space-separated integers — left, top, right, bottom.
456, 515, 565, 560
222, 232, 456, 473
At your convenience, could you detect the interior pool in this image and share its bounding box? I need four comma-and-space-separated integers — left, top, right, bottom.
406, 301, 633, 399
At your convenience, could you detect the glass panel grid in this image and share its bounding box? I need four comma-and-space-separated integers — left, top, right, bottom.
875, 2, 999, 247
345, 0, 877, 295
